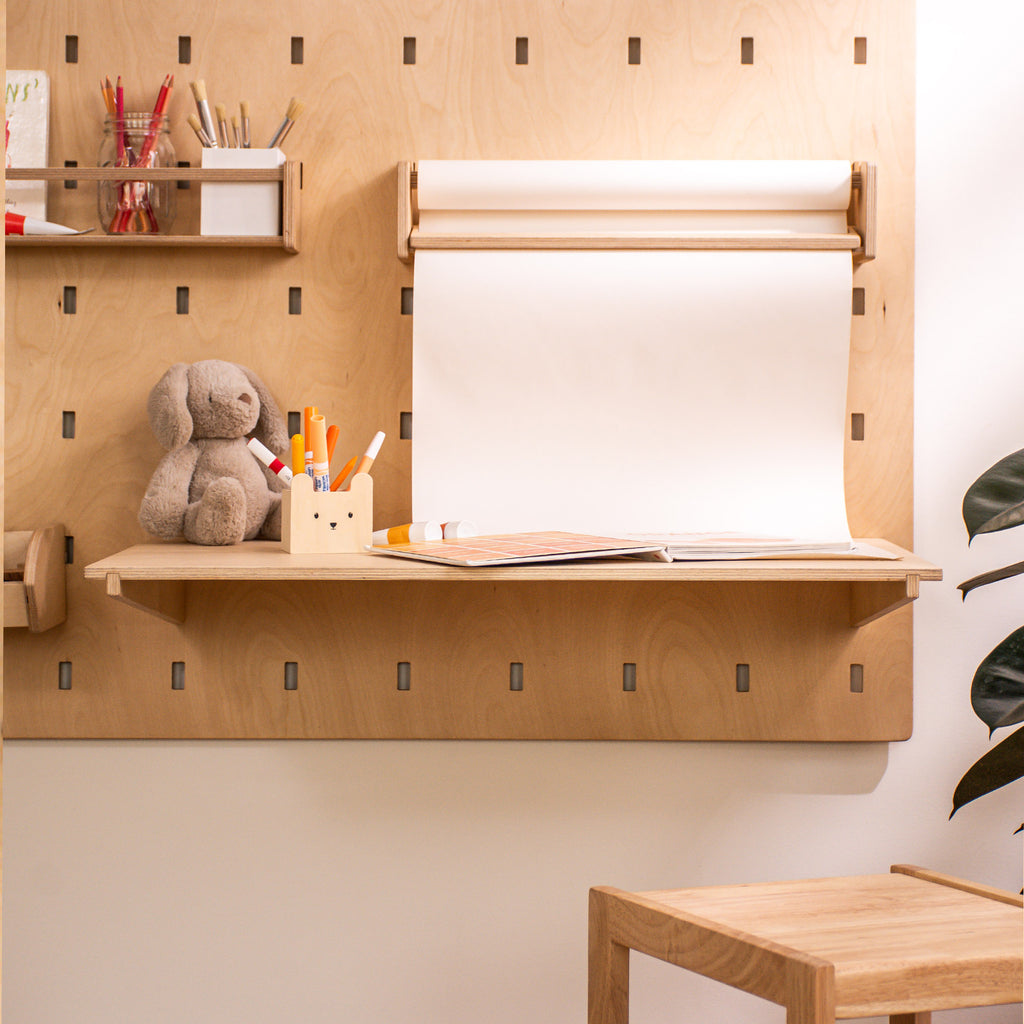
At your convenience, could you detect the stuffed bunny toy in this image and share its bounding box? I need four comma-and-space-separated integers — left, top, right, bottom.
139, 360, 290, 545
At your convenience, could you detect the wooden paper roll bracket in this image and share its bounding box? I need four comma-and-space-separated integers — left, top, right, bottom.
4, 524, 68, 633
398, 159, 877, 262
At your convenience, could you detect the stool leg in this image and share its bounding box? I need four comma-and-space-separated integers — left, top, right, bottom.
589, 889, 630, 1024
785, 961, 836, 1024
891, 1016, 931, 1024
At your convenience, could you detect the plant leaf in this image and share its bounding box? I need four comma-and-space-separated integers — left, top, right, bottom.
963, 448, 1024, 541
958, 560, 1024, 598
970, 625, 1024, 732
951, 723, 1024, 817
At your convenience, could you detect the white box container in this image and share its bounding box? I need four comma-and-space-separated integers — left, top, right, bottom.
200, 148, 284, 237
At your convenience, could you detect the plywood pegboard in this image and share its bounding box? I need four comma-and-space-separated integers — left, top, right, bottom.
4, 0, 921, 740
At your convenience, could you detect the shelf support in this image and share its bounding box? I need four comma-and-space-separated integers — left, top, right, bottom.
105, 573, 186, 625
850, 574, 919, 628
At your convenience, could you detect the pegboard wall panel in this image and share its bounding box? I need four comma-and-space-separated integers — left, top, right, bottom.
4, 0, 916, 739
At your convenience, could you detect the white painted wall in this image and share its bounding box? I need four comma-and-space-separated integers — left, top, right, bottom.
4, 2, 1022, 1021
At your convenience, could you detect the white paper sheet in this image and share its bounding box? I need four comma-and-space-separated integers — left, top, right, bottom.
411, 162, 854, 542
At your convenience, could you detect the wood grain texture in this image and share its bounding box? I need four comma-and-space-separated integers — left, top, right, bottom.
593, 872, 1022, 1021
4, 0, 919, 739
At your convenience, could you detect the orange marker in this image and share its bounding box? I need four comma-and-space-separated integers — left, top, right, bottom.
344, 431, 385, 490
290, 433, 305, 478
303, 406, 317, 472
329, 455, 358, 492
326, 423, 339, 464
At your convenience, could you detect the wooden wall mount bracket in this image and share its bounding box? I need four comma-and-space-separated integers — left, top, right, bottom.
3, 525, 68, 632
399, 160, 876, 259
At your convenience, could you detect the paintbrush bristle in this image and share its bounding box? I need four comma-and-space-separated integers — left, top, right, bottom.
286, 97, 304, 120
191, 79, 207, 101
215, 102, 227, 119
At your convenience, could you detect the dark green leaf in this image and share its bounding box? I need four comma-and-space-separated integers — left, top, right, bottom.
958, 560, 1024, 598
951, 724, 1024, 817
963, 448, 1024, 541
970, 625, 1024, 732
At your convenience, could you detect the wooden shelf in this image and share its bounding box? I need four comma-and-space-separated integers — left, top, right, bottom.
84, 538, 940, 627
5, 163, 301, 252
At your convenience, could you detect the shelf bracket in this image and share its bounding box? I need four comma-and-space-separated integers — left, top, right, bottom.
850, 574, 919, 628
105, 573, 186, 625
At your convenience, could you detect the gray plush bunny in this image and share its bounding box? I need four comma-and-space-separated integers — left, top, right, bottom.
139, 360, 289, 545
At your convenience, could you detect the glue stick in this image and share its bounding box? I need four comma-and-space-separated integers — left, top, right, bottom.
372, 521, 443, 546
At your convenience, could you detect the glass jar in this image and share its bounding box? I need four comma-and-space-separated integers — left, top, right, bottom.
97, 113, 176, 234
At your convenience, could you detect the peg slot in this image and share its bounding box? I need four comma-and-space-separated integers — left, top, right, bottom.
403, 37, 416, 65
400, 411, 413, 440
401, 287, 414, 315
852, 287, 866, 315
62, 286, 77, 315
171, 661, 185, 690
850, 664, 865, 693
176, 286, 190, 315
509, 662, 524, 691
178, 36, 191, 64
736, 664, 751, 692
65, 35, 78, 63
741, 37, 754, 64
851, 413, 865, 441
627, 38, 641, 65
288, 287, 302, 314
854, 37, 867, 64
284, 662, 298, 691
64, 536, 74, 565
397, 662, 411, 691
515, 37, 529, 65
61, 411, 76, 438
58, 661, 72, 690
622, 663, 637, 692
63, 160, 78, 189
291, 37, 304, 64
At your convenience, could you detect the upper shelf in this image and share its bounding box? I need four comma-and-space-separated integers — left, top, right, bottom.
5, 163, 302, 252
84, 538, 941, 628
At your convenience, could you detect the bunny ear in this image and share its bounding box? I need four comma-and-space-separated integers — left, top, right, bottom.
237, 363, 288, 453
147, 363, 193, 450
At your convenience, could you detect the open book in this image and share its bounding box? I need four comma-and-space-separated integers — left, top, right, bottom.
370, 530, 665, 567
626, 533, 898, 561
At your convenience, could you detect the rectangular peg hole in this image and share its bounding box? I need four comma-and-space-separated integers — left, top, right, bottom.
284, 662, 298, 691
401, 286, 414, 315
515, 37, 529, 65
736, 664, 751, 693
850, 664, 865, 693
171, 661, 186, 690
852, 287, 866, 315
740, 37, 754, 64
403, 37, 417, 65
288, 410, 302, 436
622, 663, 637, 692
62, 286, 77, 315
176, 286, 190, 315
397, 662, 411, 691
65, 535, 74, 564
851, 412, 865, 441
291, 36, 304, 64
177, 160, 191, 190
627, 37, 641, 65
178, 36, 192, 64
854, 37, 867, 64
62, 410, 76, 438
59, 661, 72, 690
63, 160, 78, 189
509, 662, 524, 691
400, 411, 413, 440
65, 35, 79, 63
288, 287, 302, 315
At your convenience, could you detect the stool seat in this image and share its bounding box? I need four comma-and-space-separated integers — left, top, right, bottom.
589, 865, 1023, 1023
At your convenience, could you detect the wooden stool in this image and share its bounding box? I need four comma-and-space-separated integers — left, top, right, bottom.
589, 865, 1023, 1023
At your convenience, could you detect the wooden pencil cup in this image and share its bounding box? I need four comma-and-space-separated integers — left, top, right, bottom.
281, 472, 373, 554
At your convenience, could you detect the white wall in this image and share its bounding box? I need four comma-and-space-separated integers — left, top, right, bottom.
4, 2, 1023, 1021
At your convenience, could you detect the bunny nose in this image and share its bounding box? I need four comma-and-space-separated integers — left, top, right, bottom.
238, 393, 252, 405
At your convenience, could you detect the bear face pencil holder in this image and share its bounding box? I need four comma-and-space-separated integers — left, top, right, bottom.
281, 472, 373, 553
